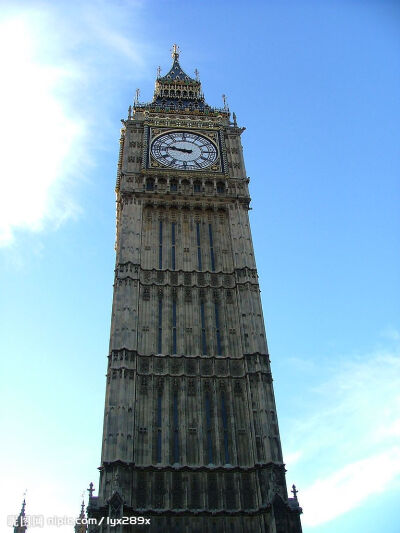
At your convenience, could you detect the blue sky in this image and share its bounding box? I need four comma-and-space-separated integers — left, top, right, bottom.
0, 1, 399, 531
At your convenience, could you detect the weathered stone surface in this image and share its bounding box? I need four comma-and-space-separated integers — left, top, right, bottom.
88, 49, 302, 533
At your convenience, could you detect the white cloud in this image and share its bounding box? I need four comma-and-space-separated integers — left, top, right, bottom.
301, 447, 400, 527
284, 450, 303, 467
0, 1, 152, 248
0, 14, 85, 247
284, 340, 400, 527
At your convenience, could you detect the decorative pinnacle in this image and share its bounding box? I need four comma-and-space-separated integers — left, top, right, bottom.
157, 65, 161, 78
194, 68, 199, 81
87, 482, 95, 498
171, 43, 180, 60
222, 94, 228, 110
291, 484, 299, 500
134, 88, 140, 105
21, 489, 27, 514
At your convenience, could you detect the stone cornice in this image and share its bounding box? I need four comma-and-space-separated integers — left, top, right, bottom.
107, 350, 272, 380
100, 459, 285, 474
119, 189, 251, 206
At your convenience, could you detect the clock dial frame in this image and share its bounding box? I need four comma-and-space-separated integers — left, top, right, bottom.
150, 130, 219, 170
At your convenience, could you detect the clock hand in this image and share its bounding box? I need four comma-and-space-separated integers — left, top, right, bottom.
169, 145, 193, 154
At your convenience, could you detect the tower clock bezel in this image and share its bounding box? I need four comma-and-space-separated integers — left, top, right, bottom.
146, 126, 224, 173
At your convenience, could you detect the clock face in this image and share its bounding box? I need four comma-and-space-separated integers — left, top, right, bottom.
151, 131, 218, 170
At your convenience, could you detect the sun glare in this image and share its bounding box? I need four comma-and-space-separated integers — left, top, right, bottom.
0, 15, 83, 246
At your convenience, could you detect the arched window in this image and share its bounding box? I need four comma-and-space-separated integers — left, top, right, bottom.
205, 180, 213, 194
170, 179, 178, 192
194, 181, 201, 193
146, 178, 155, 191
216, 182, 225, 194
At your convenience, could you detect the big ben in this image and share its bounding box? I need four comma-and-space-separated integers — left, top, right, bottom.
87, 45, 303, 533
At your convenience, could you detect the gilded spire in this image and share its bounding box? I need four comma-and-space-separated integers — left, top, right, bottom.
131, 45, 230, 118
152, 45, 204, 108
171, 43, 180, 60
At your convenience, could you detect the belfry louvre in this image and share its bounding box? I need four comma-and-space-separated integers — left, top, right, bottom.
87, 46, 303, 533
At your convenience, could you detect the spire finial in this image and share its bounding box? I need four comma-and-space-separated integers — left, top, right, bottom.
134, 88, 140, 105
222, 94, 228, 110
21, 489, 27, 514
80, 490, 85, 513
157, 65, 161, 78
171, 44, 180, 60
291, 484, 299, 500
194, 68, 199, 81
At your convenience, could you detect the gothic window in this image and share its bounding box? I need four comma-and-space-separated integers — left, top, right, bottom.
154, 472, 164, 508
172, 473, 183, 508
193, 180, 201, 193
214, 303, 222, 356
158, 297, 162, 353
216, 181, 225, 194
172, 298, 177, 354
196, 222, 202, 270
190, 476, 200, 508
170, 179, 178, 192
158, 221, 163, 269
171, 222, 176, 270
173, 392, 179, 463
146, 178, 154, 191
205, 180, 213, 194
156, 393, 162, 462
205, 392, 213, 464
220, 391, 230, 464
208, 224, 215, 271
200, 301, 207, 355
137, 473, 146, 507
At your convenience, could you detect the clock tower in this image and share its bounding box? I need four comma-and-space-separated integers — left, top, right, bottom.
87, 45, 303, 533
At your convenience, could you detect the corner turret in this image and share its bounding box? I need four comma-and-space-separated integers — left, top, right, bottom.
74, 499, 87, 533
